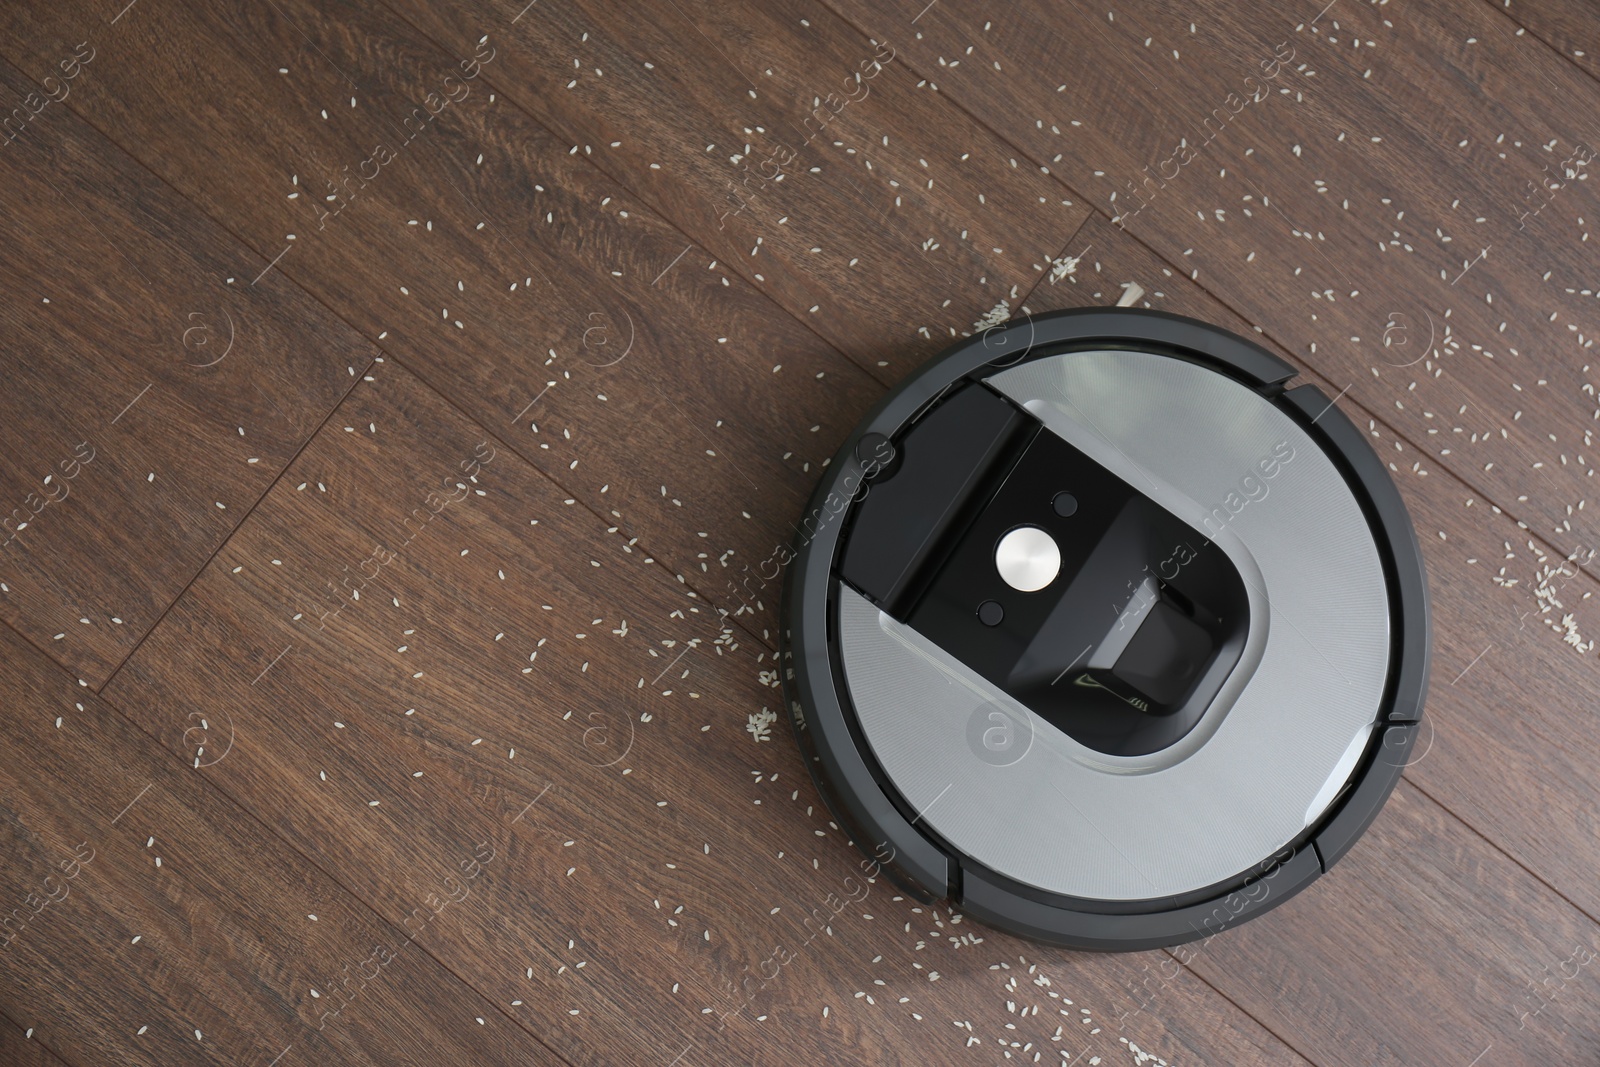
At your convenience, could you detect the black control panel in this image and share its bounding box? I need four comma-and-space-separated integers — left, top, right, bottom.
842, 381, 1250, 757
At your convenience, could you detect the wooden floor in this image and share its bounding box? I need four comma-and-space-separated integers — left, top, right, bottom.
2, 0, 1598, 1063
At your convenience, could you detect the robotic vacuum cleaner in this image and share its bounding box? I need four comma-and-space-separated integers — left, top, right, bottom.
780, 308, 1430, 950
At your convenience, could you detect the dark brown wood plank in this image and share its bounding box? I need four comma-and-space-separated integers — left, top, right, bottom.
0, 54, 374, 687
0, 1010, 71, 1067
1502, 0, 1600, 80
825, 0, 1600, 591
0, 622, 567, 1067
1189, 781, 1600, 1067
376, 0, 1093, 379
104, 359, 1311, 1067
1019, 215, 1600, 1067
0, 0, 890, 649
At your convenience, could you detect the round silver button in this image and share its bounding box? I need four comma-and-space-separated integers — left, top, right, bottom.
994, 525, 1061, 592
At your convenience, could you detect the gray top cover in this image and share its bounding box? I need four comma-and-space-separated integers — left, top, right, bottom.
837, 349, 1391, 900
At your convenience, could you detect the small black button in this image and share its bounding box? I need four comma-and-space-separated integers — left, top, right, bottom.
978, 600, 1005, 626
1052, 491, 1078, 517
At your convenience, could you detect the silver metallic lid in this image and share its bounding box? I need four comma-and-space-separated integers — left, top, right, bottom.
838, 348, 1391, 901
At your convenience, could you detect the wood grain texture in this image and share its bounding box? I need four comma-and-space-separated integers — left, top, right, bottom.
1019, 215, 1600, 1067
0, 0, 893, 648
825, 0, 1600, 585
0, 1011, 69, 1067
379, 0, 1092, 379
0, 622, 565, 1067
1188, 781, 1600, 1067
2, 0, 1599, 1065
100, 358, 1314, 1067
0, 54, 374, 687
1503, 0, 1600, 79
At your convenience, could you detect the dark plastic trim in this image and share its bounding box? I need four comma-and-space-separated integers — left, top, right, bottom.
960, 843, 1322, 952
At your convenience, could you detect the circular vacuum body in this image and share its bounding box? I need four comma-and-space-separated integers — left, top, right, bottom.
780, 308, 1430, 951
